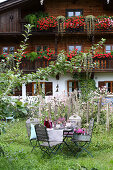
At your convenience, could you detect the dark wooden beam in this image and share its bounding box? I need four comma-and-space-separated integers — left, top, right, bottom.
0, 0, 40, 12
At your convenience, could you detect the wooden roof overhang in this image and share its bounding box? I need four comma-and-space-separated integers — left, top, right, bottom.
0, 0, 41, 12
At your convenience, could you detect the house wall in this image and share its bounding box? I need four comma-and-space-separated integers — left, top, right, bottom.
0, 8, 20, 32
94, 72, 113, 87
1, 0, 113, 98
0, 0, 113, 53
45, 0, 113, 17
34, 73, 74, 96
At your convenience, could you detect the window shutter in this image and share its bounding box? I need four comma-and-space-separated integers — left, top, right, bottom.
26, 83, 32, 96
98, 81, 105, 88
45, 82, 53, 96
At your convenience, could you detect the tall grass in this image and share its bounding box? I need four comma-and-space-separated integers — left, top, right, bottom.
0, 120, 113, 170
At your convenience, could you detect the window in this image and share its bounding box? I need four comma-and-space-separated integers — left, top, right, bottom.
36, 45, 48, 53
68, 45, 82, 52
66, 9, 83, 17
98, 81, 113, 93
67, 80, 78, 95
32, 82, 53, 96
2, 46, 14, 54
105, 45, 113, 53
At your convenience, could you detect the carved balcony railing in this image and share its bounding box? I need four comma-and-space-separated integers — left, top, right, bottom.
93, 58, 113, 71
20, 16, 113, 34
0, 17, 113, 34
20, 58, 56, 73
19, 57, 113, 73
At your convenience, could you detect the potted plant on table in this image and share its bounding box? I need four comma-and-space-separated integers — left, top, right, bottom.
73, 128, 90, 141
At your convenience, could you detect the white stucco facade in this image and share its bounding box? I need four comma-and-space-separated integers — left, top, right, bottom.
22, 73, 77, 99
47, 73, 74, 96
94, 72, 113, 87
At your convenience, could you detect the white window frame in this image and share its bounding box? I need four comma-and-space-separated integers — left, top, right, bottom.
105, 45, 113, 53
68, 45, 82, 52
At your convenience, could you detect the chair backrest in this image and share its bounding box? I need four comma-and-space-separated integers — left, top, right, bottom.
87, 118, 94, 137
35, 124, 49, 142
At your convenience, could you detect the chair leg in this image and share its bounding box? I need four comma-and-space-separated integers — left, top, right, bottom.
76, 146, 93, 158
30, 139, 38, 152
74, 142, 93, 158
40, 144, 63, 157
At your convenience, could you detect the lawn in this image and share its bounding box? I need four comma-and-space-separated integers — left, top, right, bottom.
0, 120, 113, 170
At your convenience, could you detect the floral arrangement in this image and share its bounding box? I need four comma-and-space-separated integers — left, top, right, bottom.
95, 16, 113, 31
36, 15, 113, 32
37, 48, 55, 60
17, 48, 55, 61
37, 16, 85, 31
37, 16, 57, 30
67, 49, 78, 60
0, 53, 22, 62
0, 54, 8, 60
64, 16, 85, 29
0, 48, 55, 62
93, 52, 113, 59
74, 128, 87, 135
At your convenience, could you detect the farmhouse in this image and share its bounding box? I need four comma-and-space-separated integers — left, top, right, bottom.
0, 0, 113, 99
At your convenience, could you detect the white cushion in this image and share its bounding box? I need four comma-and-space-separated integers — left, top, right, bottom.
30, 124, 36, 140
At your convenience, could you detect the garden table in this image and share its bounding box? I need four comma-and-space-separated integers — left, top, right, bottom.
30, 125, 76, 154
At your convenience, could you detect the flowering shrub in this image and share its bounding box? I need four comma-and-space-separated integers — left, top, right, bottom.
95, 16, 113, 31
64, 16, 85, 29
0, 54, 8, 60
93, 52, 112, 59
37, 16, 57, 30
0, 53, 22, 62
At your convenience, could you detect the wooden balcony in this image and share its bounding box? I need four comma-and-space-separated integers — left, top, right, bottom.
19, 57, 113, 74
93, 58, 113, 72
0, 20, 113, 35
20, 58, 56, 73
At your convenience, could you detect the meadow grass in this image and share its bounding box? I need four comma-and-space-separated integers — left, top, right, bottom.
0, 120, 113, 170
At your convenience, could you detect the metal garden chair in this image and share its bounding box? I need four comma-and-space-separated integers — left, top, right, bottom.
71, 118, 94, 158
34, 123, 63, 157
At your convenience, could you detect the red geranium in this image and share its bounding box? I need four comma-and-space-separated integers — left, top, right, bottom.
37, 16, 57, 30
93, 52, 112, 59
64, 16, 85, 29
95, 16, 113, 31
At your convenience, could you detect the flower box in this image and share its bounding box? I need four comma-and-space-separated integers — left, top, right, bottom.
36, 27, 57, 32
65, 27, 84, 33
73, 133, 90, 141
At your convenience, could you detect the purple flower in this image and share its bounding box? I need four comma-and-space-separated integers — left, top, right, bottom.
74, 128, 87, 135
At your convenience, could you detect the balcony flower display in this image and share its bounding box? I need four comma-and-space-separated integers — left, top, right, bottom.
67, 49, 78, 60
95, 16, 113, 31
64, 16, 85, 31
92, 52, 113, 59
37, 48, 55, 60
20, 48, 55, 61
37, 16, 57, 30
